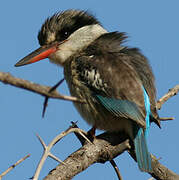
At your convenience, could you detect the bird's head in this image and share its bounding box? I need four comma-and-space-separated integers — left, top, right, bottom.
15, 9, 107, 67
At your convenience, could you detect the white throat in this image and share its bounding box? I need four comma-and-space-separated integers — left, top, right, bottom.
49, 24, 107, 66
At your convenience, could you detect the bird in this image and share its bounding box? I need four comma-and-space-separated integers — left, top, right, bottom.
15, 9, 160, 172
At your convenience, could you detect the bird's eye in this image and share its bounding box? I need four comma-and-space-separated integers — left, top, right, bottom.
63, 31, 69, 39
57, 30, 70, 41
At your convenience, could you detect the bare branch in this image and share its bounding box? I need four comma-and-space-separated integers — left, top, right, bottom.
156, 85, 179, 110
0, 154, 30, 180
128, 149, 179, 180
73, 123, 123, 180
150, 155, 179, 180
33, 127, 91, 180
0, 72, 84, 103
43, 132, 130, 180
43, 131, 179, 180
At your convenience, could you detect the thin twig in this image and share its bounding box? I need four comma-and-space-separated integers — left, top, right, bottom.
159, 117, 174, 121
0, 154, 30, 180
156, 85, 179, 110
110, 160, 123, 180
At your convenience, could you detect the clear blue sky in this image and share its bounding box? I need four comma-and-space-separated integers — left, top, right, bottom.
1, 0, 179, 179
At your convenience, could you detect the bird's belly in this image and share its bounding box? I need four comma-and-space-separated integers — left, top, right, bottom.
64, 65, 133, 134
69, 85, 132, 133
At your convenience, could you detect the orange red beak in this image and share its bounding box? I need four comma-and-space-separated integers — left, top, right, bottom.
15, 43, 58, 67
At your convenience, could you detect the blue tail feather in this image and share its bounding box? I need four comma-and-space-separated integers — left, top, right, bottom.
134, 87, 152, 172
134, 127, 152, 172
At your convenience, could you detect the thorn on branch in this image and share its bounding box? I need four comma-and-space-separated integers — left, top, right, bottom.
42, 97, 49, 118
110, 159, 123, 180
42, 78, 65, 118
